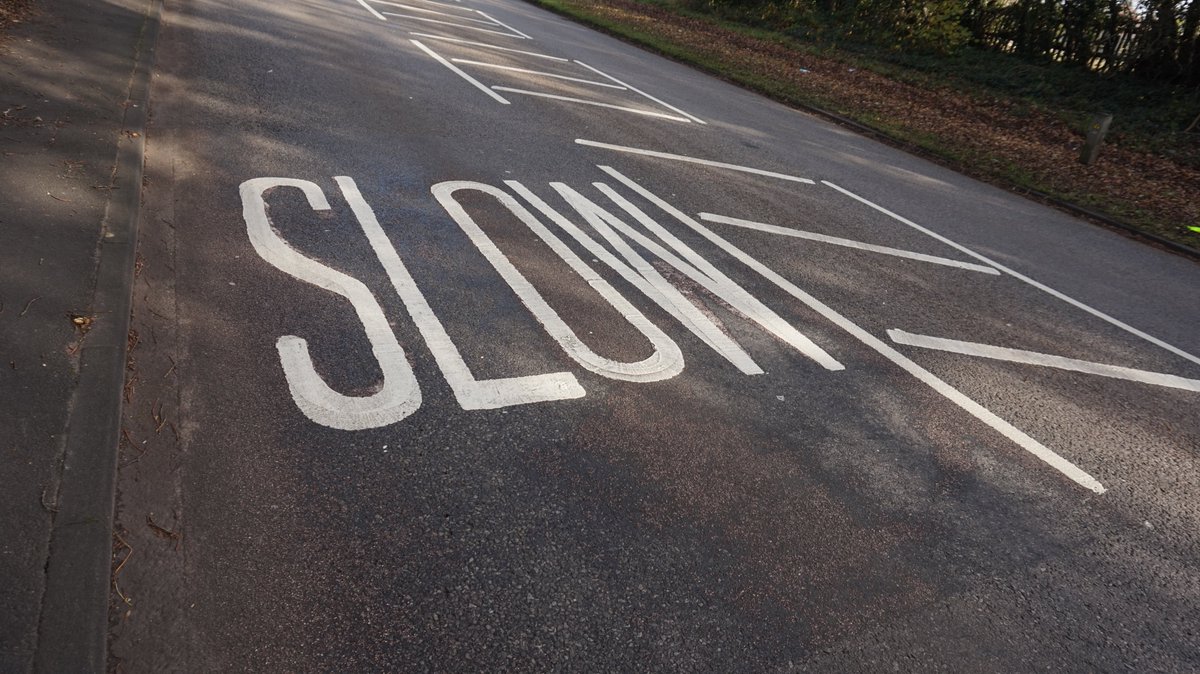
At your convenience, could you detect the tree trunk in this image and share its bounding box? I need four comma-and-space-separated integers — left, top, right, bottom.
1180, 0, 1200, 82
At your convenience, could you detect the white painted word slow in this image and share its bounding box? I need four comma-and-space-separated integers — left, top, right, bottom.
239, 175, 838, 430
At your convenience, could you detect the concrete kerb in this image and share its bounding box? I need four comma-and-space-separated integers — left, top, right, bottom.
32, 0, 164, 670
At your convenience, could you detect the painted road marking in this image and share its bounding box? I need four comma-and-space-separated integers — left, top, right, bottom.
574, 141, 1195, 372
390, 23, 700, 124
490, 87, 692, 122
698, 212, 1001, 275
823, 181, 1200, 369
451, 58, 626, 89
475, 10, 534, 40
574, 61, 705, 124
356, 0, 387, 21
598, 165, 1106, 493
433, 181, 686, 382
375, 0, 497, 23
241, 166, 1140, 498
412, 40, 510, 104
241, 178, 423, 430
337, 177, 586, 410
508, 181, 764, 375
583, 182, 844, 371
409, 33, 569, 61
575, 139, 814, 184
370, 0, 476, 12
384, 12, 524, 38
888, 330, 1200, 393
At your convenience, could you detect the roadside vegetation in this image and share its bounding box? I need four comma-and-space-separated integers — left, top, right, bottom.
528, 0, 1200, 249
0, 0, 33, 32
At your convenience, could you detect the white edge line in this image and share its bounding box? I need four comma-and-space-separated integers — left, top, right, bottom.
888, 329, 1200, 393
599, 164, 1105, 494
356, 0, 387, 21
386, 13, 524, 38
823, 180, 1200, 369
409, 32, 568, 61
698, 212, 1000, 275
493, 87, 691, 122
575, 139, 813, 184
573, 60, 705, 124
475, 9, 533, 40
450, 59, 626, 89
411, 40, 510, 104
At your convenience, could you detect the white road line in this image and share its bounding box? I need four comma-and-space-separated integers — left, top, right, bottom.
475, 10, 533, 40
337, 177, 585, 410
507, 180, 764, 375
822, 181, 1200, 369
888, 330, 1200, 393
374, 1, 499, 24
491, 87, 692, 122
411, 40, 510, 104
409, 32, 568, 61
241, 178, 422, 430
356, 0, 387, 21
590, 183, 844, 371
451, 59, 626, 89
434, 181, 684, 382
698, 212, 1000, 275
370, 0, 477, 12
582, 182, 840, 371
575, 139, 814, 184
574, 61, 705, 124
600, 165, 1106, 494
385, 12, 524, 38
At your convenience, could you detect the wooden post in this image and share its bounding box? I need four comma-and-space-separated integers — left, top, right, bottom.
1079, 113, 1113, 166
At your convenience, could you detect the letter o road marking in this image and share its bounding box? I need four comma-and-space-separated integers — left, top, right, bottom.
431, 180, 685, 383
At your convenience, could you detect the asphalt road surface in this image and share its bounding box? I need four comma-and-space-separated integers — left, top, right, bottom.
109, 0, 1200, 670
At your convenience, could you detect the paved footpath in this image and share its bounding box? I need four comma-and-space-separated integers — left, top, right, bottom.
0, 0, 155, 670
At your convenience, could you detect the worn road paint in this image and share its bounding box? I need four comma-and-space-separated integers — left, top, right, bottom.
450, 58, 626, 89
371, 0, 476, 12
823, 181, 1200, 369
475, 10, 533, 40
889, 329, 1200, 393
599, 166, 1106, 494
337, 176, 586, 410
573, 61, 705, 124
412, 40, 511, 104
375, 0, 499, 23
408, 33, 569, 60
356, 0, 387, 21
575, 139, 814, 184
490, 87, 693, 122
241, 178, 422, 430
385, 12, 523, 38
699, 212, 1001, 275
433, 181, 685, 382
